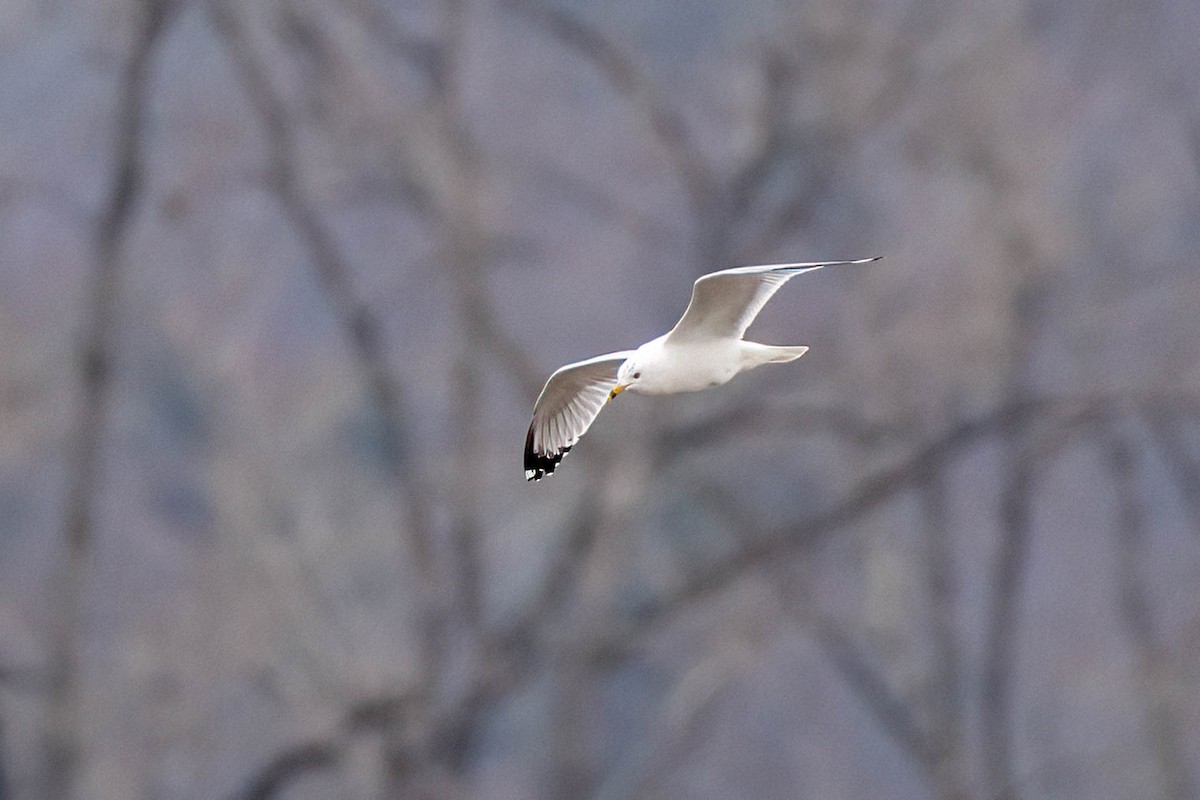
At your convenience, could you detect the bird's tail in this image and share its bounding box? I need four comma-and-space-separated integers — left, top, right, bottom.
761, 345, 809, 363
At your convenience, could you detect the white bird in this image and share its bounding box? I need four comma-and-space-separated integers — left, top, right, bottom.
524, 257, 880, 480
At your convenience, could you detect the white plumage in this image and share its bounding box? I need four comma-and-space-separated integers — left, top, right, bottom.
524, 257, 880, 480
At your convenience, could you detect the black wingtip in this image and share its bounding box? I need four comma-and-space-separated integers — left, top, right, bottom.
524, 426, 573, 481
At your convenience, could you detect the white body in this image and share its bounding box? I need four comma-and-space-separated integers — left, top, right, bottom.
622, 335, 804, 395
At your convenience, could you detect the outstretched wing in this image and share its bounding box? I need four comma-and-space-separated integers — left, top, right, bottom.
525, 350, 635, 481
666, 257, 880, 343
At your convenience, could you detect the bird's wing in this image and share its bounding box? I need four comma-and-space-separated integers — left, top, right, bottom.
666, 257, 880, 342
525, 350, 636, 481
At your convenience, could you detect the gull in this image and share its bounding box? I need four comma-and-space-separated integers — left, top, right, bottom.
524, 257, 880, 480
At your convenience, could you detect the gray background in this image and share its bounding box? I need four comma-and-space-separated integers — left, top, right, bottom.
1, 0, 1198, 798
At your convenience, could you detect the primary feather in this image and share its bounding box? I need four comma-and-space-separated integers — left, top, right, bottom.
524, 351, 635, 480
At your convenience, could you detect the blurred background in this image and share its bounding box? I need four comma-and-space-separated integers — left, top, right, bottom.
1, 0, 1198, 798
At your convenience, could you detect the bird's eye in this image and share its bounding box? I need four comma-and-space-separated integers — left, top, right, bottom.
632, 372, 641, 379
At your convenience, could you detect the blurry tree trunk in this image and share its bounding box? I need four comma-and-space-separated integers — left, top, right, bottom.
1105, 426, 1197, 800
209, 0, 554, 794
980, 185, 1047, 800
1146, 412, 1200, 533
373, 0, 493, 790
0, 717, 9, 800
918, 470, 969, 800
40, 1, 172, 798
981, 410, 1032, 800
546, 655, 597, 800
439, 0, 486, 659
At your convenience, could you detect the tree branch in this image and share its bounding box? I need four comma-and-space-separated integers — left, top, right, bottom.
224, 692, 416, 800
980, 409, 1102, 800
0, 660, 49, 694
654, 401, 911, 464
507, 0, 713, 215
811, 614, 938, 768
0, 716, 9, 800
585, 397, 1137, 657
226, 741, 340, 800
918, 465, 969, 800
42, 3, 175, 798
1143, 410, 1200, 535
338, 0, 444, 83
208, 0, 441, 671
341, 0, 546, 404
1103, 423, 1197, 800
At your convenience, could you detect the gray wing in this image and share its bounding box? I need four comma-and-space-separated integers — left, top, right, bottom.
525, 350, 635, 480
666, 258, 880, 343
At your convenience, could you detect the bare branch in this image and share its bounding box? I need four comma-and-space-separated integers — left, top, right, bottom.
482, 453, 623, 708
980, 409, 1103, 800
1186, 114, 1200, 183
336, 0, 544, 405
427, 0, 489, 639
338, 0, 444, 82
42, 3, 176, 798
506, 159, 680, 248
0, 717, 9, 800
695, 478, 940, 780
250, 2, 555, 782
919, 466, 969, 800
708, 475, 963, 791
207, 0, 439, 647
588, 396, 1127, 655
225, 692, 414, 800
226, 741, 340, 800
1143, 410, 1200, 534
206, 13, 473, 791
725, 48, 797, 225
978, 441, 1035, 800
1103, 423, 1197, 800
654, 401, 911, 463
0, 660, 49, 694
507, 0, 713, 214
810, 614, 937, 768
754, 178, 829, 257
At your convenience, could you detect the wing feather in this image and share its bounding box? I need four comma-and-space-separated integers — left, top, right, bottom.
666, 258, 880, 342
525, 350, 635, 480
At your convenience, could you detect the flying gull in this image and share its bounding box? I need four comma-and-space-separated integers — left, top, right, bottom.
524, 257, 880, 480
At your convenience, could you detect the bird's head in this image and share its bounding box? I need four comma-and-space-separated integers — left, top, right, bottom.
609, 360, 644, 400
